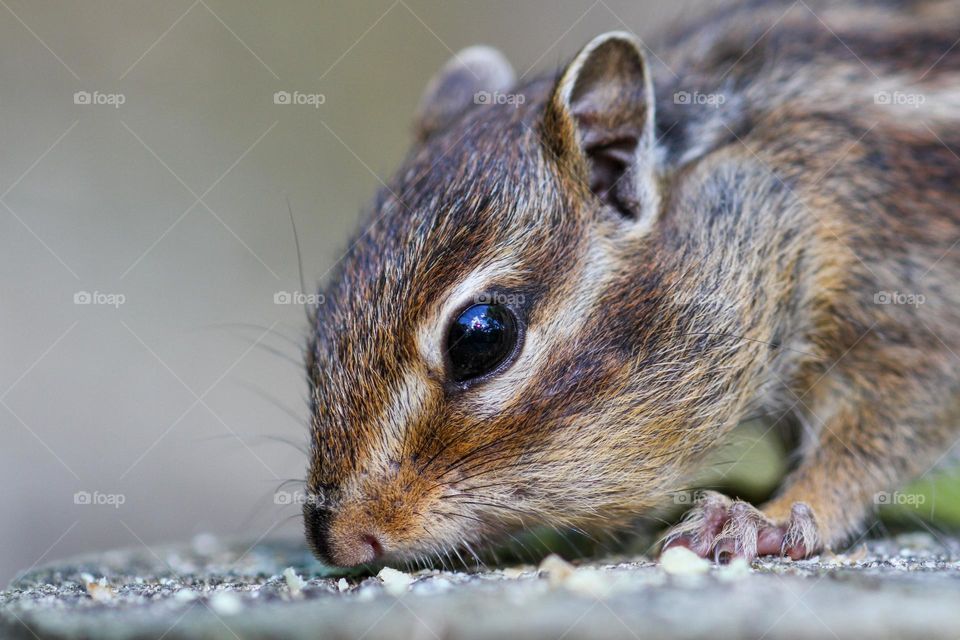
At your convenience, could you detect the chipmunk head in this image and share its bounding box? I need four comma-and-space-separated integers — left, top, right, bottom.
304, 33, 757, 566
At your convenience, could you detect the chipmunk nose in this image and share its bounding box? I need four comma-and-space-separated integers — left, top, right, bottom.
304, 501, 385, 566
336, 532, 385, 566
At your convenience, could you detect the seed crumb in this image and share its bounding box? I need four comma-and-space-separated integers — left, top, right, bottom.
82, 575, 115, 603
209, 592, 242, 616
283, 567, 306, 596
538, 554, 575, 587
378, 567, 413, 596
716, 557, 751, 581
660, 546, 710, 576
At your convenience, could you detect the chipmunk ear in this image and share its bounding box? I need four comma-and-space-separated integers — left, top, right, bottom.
415, 46, 516, 142
545, 31, 659, 226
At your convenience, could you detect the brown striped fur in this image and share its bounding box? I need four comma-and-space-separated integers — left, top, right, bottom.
304, 0, 960, 565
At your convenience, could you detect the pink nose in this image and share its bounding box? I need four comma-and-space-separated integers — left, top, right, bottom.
304, 499, 389, 566
329, 530, 385, 566
361, 533, 385, 560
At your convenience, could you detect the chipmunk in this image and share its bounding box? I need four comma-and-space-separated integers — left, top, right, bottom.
302, 0, 960, 566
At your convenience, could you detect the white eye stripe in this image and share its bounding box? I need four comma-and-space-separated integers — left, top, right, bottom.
416, 260, 516, 373
466, 236, 613, 412
411, 234, 611, 415
464, 324, 544, 415
344, 260, 526, 484
381, 368, 429, 454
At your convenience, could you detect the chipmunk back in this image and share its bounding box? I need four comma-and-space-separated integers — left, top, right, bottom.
303, 0, 960, 565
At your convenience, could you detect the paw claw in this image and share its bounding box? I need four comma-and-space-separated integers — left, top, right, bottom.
712, 539, 737, 564
661, 492, 821, 563
780, 501, 820, 560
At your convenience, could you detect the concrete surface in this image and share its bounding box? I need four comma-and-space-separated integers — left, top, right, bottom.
3, 532, 960, 639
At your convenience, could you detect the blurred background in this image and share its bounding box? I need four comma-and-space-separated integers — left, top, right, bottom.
1, 0, 955, 587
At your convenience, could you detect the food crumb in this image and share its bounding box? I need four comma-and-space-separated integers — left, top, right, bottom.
337, 578, 349, 592
283, 567, 306, 596
563, 568, 611, 598
659, 546, 710, 576
716, 557, 751, 581
413, 577, 453, 595
501, 567, 526, 579
81, 575, 115, 603
378, 567, 413, 596
209, 592, 242, 616
356, 586, 378, 601
173, 589, 198, 603
538, 554, 575, 587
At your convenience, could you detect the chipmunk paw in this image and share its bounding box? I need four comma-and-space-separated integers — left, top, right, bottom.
661, 491, 821, 562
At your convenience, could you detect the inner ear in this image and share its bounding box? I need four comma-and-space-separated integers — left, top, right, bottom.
584, 138, 641, 218
545, 32, 659, 223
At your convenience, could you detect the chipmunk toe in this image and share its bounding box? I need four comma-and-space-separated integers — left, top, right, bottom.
661, 492, 823, 562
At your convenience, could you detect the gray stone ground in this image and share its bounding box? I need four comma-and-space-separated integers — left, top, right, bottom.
2, 533, 960, 640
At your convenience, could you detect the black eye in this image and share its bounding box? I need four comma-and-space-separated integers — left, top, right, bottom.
446, 303, 519, 383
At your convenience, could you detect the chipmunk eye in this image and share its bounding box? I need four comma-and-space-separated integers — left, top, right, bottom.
446, 303, 519, 383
